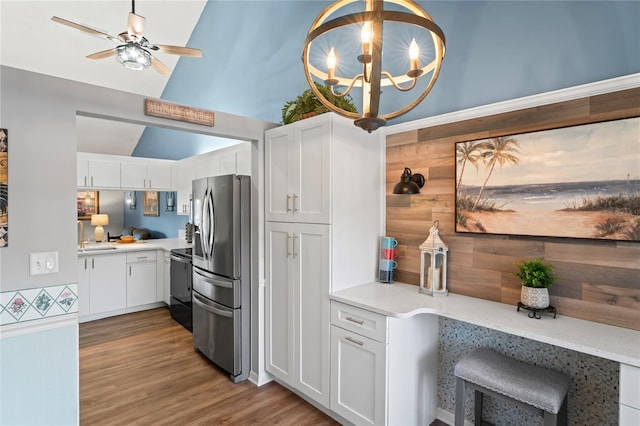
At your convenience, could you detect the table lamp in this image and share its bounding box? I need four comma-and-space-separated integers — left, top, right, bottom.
91, 214, 109, 242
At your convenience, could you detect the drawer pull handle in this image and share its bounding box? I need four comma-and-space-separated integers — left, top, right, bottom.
346, 316, 364, 325
345, 337, 364, 346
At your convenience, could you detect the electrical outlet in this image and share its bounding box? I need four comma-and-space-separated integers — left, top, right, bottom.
30, 252, 59, 275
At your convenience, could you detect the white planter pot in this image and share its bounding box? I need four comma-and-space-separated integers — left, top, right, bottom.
520, 286, 550, 309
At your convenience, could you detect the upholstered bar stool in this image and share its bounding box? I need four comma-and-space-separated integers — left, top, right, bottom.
454, 348, 570, 426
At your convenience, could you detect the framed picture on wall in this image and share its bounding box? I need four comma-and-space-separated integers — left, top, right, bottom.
1, 128, 8, 247
454, 116, 640, 242
144, 191, 159, 216
77, 191, 99, 220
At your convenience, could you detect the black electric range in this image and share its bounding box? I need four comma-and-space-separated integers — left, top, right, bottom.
170, 247, 193, 331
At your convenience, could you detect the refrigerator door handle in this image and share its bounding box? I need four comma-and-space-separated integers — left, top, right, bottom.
206, 188, 215, 258
200, 187, 210, 261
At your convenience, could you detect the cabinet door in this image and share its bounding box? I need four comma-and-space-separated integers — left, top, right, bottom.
265, 126, 294, 221
294, 223, 331, 406
176, 157, 196, 215
121, 166, 147, 189
77, 159, 89, 187
89, 254, 127, 314
162, 253, 171, 305
331, 325, 387, 426
265, 222, 295, 383
294, 117, 331, 224
88, 159, 121, 188
127, 261, 157, 307
146, 164, 172, 190
77, 257, 91, 318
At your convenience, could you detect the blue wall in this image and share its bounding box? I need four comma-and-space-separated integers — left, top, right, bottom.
0, 325, 78, 425
133, 1, 639, 160
123, 191, 187, 239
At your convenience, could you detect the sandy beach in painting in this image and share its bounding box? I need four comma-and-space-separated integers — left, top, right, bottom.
458, 209, 634, 240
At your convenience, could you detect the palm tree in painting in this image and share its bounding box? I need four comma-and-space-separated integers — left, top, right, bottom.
456, 141, 483, 196
471, 136, 521, 211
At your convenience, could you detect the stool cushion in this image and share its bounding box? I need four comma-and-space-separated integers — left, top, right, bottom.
454, 348, 570, 414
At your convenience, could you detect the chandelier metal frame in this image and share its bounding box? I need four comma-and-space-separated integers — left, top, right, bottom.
302, 0, 446, 132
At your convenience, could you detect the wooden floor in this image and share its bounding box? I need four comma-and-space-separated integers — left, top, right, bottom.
80, 307, 339, 425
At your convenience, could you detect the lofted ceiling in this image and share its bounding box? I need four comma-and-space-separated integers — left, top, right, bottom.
0, 0, 208, 156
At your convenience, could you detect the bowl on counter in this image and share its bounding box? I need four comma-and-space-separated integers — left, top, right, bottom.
119, 236, 136, 244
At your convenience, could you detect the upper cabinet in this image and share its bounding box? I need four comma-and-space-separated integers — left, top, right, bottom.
120, 160, 172, 191
265, 117, 331, 224
175, 143, 252, 216
77, 153, 172, 191
77, 155, 121, 188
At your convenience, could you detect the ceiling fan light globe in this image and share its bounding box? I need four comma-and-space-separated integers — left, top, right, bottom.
115, 43, 151, 70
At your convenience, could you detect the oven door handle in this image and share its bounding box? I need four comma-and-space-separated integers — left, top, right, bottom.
193, 292, 233, 318
170, 255, 191, 264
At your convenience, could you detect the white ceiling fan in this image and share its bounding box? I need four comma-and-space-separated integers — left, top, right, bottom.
51, 0, 202, 75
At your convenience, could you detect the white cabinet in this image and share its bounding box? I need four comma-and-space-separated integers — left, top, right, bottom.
126, 250, 157, 307
265, 113, 382, 410
162, 251, 171, 305
176, 144, 251, 216
266, 221, 330, 406
85, 253, 127, 315
77, 258, 91, 317
620, 364, 640, 425
330, 300, 439, 426
265, 117, 330, 224
176, 156, 196, 216
121, 162, 172, 190
77, 156, 121, 188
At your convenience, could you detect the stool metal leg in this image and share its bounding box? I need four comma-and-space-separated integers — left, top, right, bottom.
474, 390, 483, 424
455, 377, 466, 426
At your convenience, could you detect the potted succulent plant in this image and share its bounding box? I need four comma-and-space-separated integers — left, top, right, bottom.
515, 258, 557, 309
281, 82, 358, 125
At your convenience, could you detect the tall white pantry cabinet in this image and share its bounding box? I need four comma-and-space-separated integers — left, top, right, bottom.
265, 113, 382, 408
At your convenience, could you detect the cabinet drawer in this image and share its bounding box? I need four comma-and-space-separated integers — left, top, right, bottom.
331, 301, 387, 343
126, 250, 157, 263
621, 364, 640, 409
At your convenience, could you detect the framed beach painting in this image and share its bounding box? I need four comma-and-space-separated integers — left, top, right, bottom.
144, 191, 159, 216
455, 116, 640, 242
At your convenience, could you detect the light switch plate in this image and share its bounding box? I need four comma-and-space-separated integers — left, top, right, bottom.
30, 252, 59, 275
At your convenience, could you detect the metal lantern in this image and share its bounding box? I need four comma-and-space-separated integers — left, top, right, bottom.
419, 221, 448, 296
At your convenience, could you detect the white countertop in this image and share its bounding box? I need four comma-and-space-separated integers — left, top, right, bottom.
77, 238, 191, 256
331, 282, 640, 367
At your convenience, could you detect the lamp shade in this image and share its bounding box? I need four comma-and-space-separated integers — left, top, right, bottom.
90, 214, 109, 226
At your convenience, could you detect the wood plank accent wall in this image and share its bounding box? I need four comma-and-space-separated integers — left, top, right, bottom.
386, 87, 640, 330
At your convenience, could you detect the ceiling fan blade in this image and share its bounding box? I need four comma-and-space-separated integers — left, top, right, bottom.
86, 49, 116, 60
154, 45, 202, 58
151, 57, 171, 75
127, 12, 146, 39
51, 16, 118, 42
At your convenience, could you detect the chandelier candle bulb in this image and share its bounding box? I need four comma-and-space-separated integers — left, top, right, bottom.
326, 48, 338, 85
409, 38, 419, 71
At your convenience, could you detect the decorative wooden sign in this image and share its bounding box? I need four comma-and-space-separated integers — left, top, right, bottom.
144, 99, 215, 126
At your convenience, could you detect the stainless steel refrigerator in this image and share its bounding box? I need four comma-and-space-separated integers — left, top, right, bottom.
191, 174, 251, 383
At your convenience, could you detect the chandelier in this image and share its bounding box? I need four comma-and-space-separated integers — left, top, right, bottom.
302, 0, 446, 132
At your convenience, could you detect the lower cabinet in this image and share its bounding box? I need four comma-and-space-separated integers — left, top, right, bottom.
620, 364, 640, 426
265, 221, 330, 407
84, 253, 127, 315
126, 250, 157, 307
330, 300, 439, 426
78, 250, 163, 322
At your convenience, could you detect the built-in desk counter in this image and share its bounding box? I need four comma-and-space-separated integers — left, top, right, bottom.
331, 282, 639, 366
330, 282, 640, 425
